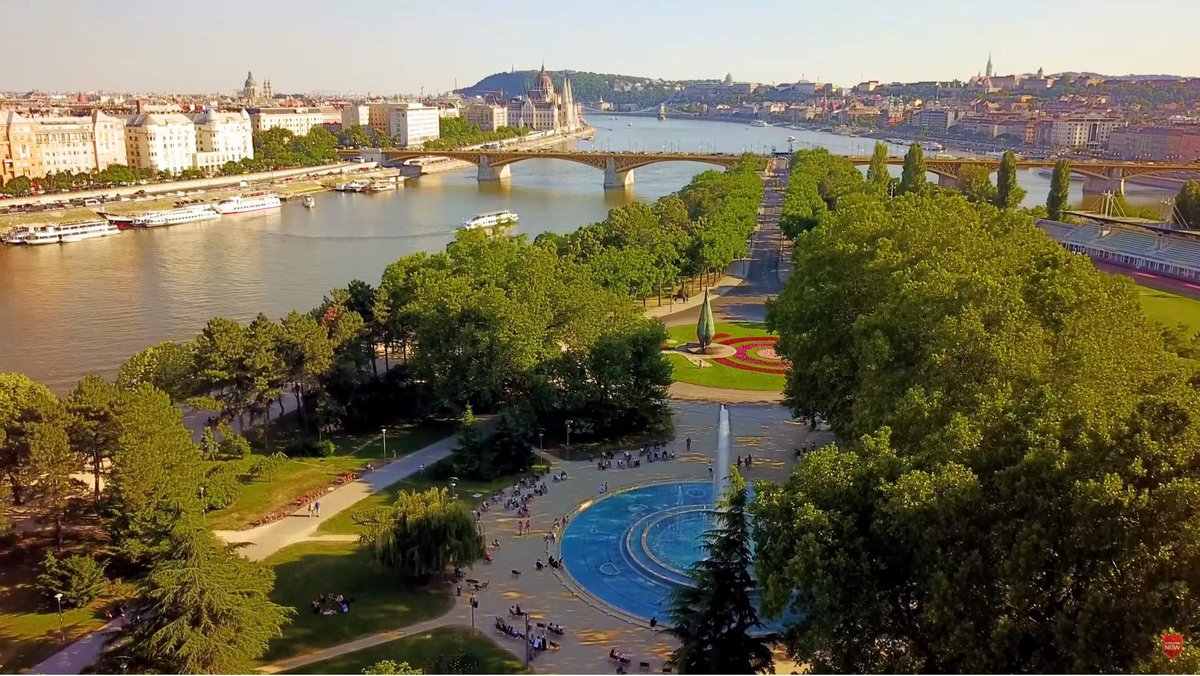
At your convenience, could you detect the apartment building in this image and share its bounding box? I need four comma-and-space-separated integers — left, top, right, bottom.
247, 107, 326, 135
35, 111, 128, 175
189, 109, 254, 171
367, 102, 441, 147
123, 113, 198, 174
0, 111, 43, 181
1049, 115, 1125, 150
464, 102, 508, 131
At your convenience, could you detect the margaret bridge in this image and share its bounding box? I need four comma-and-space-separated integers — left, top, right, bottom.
338, 148, 1200, 192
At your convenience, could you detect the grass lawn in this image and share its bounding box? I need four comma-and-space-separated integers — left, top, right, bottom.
260, 541, 454, 663
204, 423, 451, 531
318, 468, 547, 536
0, 547, 135, 672
281, 625, 525, 674
664, 322, 786, 392
1135, 285, 1200, 334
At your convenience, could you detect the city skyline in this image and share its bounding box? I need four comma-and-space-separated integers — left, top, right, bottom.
5, 0, 1200, 95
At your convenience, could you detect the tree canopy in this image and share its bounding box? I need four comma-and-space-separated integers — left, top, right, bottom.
360, 487, 484, 581
762, 177, 1200, 672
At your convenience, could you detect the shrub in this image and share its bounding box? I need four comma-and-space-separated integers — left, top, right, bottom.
424, 457, 458, 481
315, 439, 336, 457
37, 552, 107, 608
430, 652, 480, 675
220, 434, 252, 459
202, 463, 243, 510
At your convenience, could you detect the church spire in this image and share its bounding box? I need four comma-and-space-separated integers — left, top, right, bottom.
985, 53, 994, 79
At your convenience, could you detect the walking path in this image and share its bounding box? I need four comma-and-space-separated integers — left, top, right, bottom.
29, 618, 125, 675
257, 401, 829, 675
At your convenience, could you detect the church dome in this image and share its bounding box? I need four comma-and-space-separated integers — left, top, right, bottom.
537, 66, 554, 94
244, 71, 257, 88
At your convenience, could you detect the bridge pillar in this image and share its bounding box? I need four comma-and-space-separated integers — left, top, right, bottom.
477, 156, 511, 182
937, 174, 958, 189
1081, 168, 1124, 196
604, 158, 634, 189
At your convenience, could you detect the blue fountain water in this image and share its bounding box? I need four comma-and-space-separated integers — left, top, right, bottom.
559, 481, 795, 631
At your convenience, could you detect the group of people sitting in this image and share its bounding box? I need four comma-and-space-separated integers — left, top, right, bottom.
551, 471, 569, 482
793, 440, 819, 458
535, 555, 564, 570
638, 442, 677, 462
494, 615, 562, 656
310, 593, 352, 616
609, 649, 632, 664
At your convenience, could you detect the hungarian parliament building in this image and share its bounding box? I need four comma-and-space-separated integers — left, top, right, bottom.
506, 65, 584, 133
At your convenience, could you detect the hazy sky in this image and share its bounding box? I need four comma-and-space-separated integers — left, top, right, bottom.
6, 0, 1198, 95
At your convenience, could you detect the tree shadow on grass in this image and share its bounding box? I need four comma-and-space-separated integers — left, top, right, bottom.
262, 543, 454, 662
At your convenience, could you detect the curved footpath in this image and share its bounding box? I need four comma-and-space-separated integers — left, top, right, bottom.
33, 160, 793, 675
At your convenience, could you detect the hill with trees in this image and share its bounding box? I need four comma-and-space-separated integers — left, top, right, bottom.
456, 70, 696, 107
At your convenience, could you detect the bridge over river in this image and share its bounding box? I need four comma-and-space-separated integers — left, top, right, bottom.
340, 148, 1200, 192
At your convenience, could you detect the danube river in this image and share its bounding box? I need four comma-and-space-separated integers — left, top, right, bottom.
0, 118, 1165, 391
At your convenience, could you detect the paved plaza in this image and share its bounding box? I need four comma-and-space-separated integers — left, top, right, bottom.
262, 400, 831, 674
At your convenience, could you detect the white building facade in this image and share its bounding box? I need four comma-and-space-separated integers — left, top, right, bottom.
189, 110, 254, 171
366, 102, 440, 147
1049, 115, 1125, 150
123, 113, 198, 174
341, 104, 370, 129
35, 111, 127, 175
464, 103, 508, 131
248, 107, 326, 135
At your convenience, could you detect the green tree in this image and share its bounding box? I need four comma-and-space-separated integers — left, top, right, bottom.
668, 470, 773, 674
128, 524, 291, 673
278, 311, 334, 425
0, 373, 65, 504
66, 374, 123, 502
1047, 159, 1072, 221
360, 487, 484, 581
191, 318, 252, 424
117, 340, 196, 403
37, 552, 107, 608
763, 185, 1200, 673
106, 385, 204, 565
1175, 179, 1200, 229
1, 176, 33, 196
362, 660, 423, 675
28, 420, 77, 546
898, 143, 928, 195
865, 140, 890, 187
956, 164, 996, 204
994, 150, 1026, 209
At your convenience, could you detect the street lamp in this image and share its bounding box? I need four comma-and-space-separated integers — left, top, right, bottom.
199, 485, 206, 512
469, 596, 479, 633
565, 420, 573, 451
524, 612, 533, 668
380, 427, 388, 460
537, 428, 544, 453
54, 592, 65, 643
449, 477, 458, 500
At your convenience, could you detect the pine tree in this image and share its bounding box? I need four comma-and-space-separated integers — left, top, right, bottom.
127, 524, 291, 674
667, 470, 774, 674
898, 143, 928, 195
994, 150, 1026, 209
866, 141, 890, 187
1046, 159, 1071, 221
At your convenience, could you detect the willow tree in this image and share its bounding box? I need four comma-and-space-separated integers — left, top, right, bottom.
361, 487, 484, 581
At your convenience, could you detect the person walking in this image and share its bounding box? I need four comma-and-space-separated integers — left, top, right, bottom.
307, 502, 314, 518
314, 501, 321, 518
686, 437, 692, 453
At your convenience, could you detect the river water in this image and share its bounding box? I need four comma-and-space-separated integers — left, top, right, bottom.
0, 118, 1167, 392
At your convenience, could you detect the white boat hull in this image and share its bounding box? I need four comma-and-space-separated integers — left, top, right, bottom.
61, 228, 120, 242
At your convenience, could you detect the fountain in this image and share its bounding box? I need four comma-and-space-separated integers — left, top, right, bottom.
713, 404, 732, 504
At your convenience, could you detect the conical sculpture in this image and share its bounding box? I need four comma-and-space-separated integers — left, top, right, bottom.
696, 288, 716, 353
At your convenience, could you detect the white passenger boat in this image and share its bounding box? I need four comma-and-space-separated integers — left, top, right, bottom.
302, 195, 316, 208
750, 120, 769, 127
131, 204, 221, 227
214, 192, 282, 215
19, 220, 121, 245
334, 180, 371, 192
3, 226, 32, 245
459, 210, 519, 231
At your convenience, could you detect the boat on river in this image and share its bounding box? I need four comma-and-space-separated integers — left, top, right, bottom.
334, 180, 371, 193
132, 204, 221, 227
302, 195, 316, 208
214, 192, 281, 215
459, 210, 518, 231
750, 120, 769, 127
13, 220, 121, 245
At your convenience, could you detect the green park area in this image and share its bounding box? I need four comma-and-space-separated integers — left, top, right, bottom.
260, 541, 454, 663
204, 423, 449, 531
282, 625, 525, 674
663, 322, 787, 392
1135, 284, 1200, 334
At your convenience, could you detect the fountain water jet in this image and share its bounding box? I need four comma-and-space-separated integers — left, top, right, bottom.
713, 405, 732, 504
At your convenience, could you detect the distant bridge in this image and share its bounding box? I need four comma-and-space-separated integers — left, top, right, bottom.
338, 149, 739, 188
338, 148, 1200, 192
845, 156, 1200, 194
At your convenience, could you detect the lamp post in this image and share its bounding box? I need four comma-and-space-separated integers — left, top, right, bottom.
199, 485, 205, 512
469, 596, 478, 633
54, 592, 65, 643
524, 612, 533, 668
565, 420, 573, 452
537, 428, 544, 453
449, 477, 458, 501
380, 427, 388, 460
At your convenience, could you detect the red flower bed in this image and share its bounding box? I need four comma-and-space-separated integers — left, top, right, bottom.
711, 335, 789, 374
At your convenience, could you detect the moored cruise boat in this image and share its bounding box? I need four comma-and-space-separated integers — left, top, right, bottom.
19, 220, 121, 245
334, 180, 371, 192
3, 226, 33, 245
459, 210, 519, 231
214, 192, 282, 215
750, 120, 769, 127
132, 204, 221, 227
